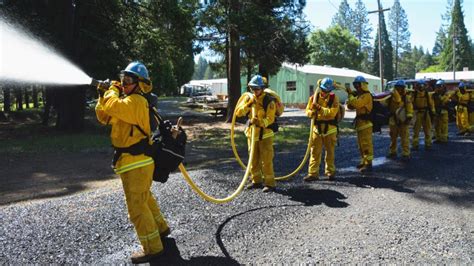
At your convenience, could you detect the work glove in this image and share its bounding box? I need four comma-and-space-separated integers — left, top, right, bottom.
108, 80, 123, 96
96, 79, 110, 97
314, 103, 322, 111
246, 96, 256, 108
250, 117, 261, 127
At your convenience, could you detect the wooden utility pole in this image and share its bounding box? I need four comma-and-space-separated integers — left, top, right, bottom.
369, 0, 390, 91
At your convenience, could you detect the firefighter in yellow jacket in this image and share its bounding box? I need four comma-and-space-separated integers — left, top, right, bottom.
387, 80, 414, 161
412, 79, 435, 150
304, 77, 339, 181
95, 61, 169, 263
453, 82, 471, 136
346, 76, 373, 172
432, 80, 450, 143
236, 75, 276, 193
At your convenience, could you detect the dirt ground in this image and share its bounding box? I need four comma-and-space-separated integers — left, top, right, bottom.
0, 113, 245, 205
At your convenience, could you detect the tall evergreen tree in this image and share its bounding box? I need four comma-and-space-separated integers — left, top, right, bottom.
372, 9, 394, 83
331, 0, 353, 32
352, 0, 372, 52
192, 56, 209, 80
440, 0, 473, 71
388, 0, 411, 78
433, 0, 453, 56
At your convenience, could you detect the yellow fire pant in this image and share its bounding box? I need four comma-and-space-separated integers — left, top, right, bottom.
308, 131, 337, 176
247, 137, 276, 187
120, 163, 169, 255
357, 126, 373, 165
412, 110, 432, 148
389, 123, 410, 157
456, 106, 470, 133
434, 113, 449, 142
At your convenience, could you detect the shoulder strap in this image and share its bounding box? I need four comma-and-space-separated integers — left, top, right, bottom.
328, 93, 336, 107
262, 93, 275, 112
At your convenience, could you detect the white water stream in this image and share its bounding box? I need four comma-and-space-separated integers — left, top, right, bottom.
0, 19, 92, 86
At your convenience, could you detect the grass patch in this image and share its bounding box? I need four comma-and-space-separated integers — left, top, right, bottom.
0, 133, 110, 153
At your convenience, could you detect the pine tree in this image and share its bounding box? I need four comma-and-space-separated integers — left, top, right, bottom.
372, 9, 394, 82
352, 0, 372, 52
433, 0, 453, 56
440, 0, 473, 71
331, 0, 353, 32
388, 0, 411, 78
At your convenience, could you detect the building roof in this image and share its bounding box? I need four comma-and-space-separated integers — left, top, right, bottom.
415, 71, 474, 81
282, 63, 381, 80
189, 78, 227, 85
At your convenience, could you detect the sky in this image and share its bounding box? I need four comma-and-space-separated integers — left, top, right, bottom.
304, 0, 474, 52
196, 0, 474, 62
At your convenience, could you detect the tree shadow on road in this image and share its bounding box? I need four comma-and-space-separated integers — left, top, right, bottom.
338, 175, 415, 194
150, 237, 239, 266
277, 187, 350, 208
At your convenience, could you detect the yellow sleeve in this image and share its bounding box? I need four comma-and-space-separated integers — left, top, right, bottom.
95, 96, 110, 125
235, 94, 252, 118
319, 95, 339, 119
405, 95, 414, 117
391, 90, 402, 104
347, 93, 372, 111
305, 95, 316, 118
428, 93, 435, 112
261, 101, 276, 128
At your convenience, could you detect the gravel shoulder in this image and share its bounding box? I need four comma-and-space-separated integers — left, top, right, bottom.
1, 117, 473, 264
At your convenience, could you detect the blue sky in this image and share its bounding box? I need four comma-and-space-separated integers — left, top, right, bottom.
304, 0, 474, 52
196, 0, 473, 61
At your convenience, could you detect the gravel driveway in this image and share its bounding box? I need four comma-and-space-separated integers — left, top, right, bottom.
1, 120, 473, 264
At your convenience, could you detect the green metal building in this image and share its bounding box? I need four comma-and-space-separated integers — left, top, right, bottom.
267, 64, 382, 104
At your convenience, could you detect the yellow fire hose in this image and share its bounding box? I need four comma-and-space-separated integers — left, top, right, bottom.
231, 92, 313, 181
178, 118, 258, 204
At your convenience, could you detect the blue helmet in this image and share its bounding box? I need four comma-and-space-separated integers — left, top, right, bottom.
320, 77, 334, 92
394, 80, 406, 87
435, 79, 445, 86
417, 79, 426, 85
122, 61, 150, 81
248, 75, 265, 88
353, 76, 368, 83
459, 82, 466, 88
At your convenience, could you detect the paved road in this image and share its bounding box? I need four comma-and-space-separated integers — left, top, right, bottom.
1, 119, 473, 264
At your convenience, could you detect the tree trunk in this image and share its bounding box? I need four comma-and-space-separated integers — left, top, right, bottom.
15, 89, 23, 111
225, 0, 241, 123
24, 87, 30, 109
32, 86, 39, 108
3, 88, 11, 113
53, 0, 86, 131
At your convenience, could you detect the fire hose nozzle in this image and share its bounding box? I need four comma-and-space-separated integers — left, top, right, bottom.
90, 78, 111, 96
90, 78, 110, 88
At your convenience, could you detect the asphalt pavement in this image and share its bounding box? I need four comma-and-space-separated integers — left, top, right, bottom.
1, 115, 472, 264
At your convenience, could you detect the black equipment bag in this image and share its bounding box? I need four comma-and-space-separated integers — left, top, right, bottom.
371, 100, 390, 133
141, 93, 187, 183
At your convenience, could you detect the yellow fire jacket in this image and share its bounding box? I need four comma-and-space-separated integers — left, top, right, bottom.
456, 90, 471, 107
347, 92, 373, 131
306, 92, 340, 136
413, 90, 435, 113
388, 89, 413, 124
433, 91, 450, 114
236, 92, 276, 140
95, 85, 154, 174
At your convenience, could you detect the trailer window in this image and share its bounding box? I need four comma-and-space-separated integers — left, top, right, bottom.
286, 81, 296, 91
